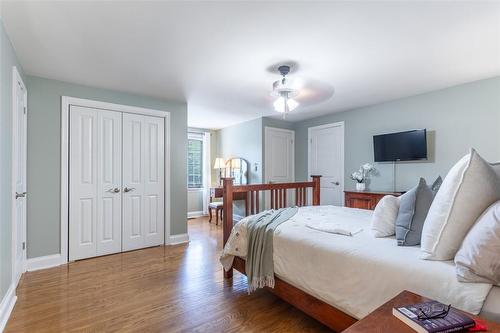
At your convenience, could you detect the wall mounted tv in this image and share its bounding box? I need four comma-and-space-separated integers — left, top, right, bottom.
373, 129, 427, 162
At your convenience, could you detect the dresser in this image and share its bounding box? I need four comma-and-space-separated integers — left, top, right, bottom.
344, 190, 403, 210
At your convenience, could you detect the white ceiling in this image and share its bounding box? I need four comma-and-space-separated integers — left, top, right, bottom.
2, 1, 500, 129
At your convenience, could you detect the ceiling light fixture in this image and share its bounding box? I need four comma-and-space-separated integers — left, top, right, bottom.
270, 65, 299, 118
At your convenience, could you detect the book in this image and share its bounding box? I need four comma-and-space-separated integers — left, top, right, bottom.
392, 300, 475, 333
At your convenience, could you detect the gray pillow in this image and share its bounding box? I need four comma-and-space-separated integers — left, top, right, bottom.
395, 177, 441, 246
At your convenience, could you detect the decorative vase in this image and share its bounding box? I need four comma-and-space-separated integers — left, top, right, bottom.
356, 182, 366, 191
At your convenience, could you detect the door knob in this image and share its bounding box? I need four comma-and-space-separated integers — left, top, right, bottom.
331, 181, 340, 186
107, 188, 120, 193
123, 187, 136, 193
15, 191, 27, 199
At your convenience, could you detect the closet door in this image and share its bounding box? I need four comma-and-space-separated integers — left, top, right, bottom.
122, 113, 165, 251
96, 111, 123, 256
69, 106, 122, 260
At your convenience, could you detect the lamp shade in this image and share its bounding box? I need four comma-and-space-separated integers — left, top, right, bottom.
213, 157, 226, 169
273, 96, 299, 113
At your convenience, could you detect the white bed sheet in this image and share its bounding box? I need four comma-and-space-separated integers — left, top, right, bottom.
271, 206, 493, 319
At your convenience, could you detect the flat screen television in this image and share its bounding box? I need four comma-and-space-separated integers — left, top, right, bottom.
373, 129, 427, 162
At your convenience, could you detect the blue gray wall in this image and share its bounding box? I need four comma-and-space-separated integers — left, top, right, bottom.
216, 118, 263, 216
216, 117, 263, 184
295, 77, 500, 191
26, 76, 188, 258
0, 19, 26, 301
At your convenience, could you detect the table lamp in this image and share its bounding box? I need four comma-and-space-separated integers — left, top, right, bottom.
213, 157, 226, 186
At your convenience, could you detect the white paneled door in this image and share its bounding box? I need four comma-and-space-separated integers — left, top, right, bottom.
308, 122, 344, 206
96, 110, 123, 256
70, 108, 165, 260
264, 127, 295, 208
122, 113, 164, 251
70, 106, 123, 260
13, 68, 27, 284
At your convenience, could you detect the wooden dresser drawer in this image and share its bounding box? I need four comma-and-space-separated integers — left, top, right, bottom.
344, 191, 403, 210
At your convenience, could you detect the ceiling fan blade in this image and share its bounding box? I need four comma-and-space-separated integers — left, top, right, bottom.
294, 78, 335, 106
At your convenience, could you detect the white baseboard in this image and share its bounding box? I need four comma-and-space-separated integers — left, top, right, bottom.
187, 211, 205, 218
27, 254, 64, 272
167, 233, 189, 245
0, 283, 17, 332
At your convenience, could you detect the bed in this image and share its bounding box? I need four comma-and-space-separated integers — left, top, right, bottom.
220, 177, 500, 331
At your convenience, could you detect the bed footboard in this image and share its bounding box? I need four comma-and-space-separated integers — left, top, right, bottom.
222, 176, 321, 278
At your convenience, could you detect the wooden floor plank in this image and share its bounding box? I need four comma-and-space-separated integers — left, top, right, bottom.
5, 217, 331, 332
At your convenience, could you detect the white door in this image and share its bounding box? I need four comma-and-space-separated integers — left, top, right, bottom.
122, 113, 164, 251
96, 111, 123, 256
308, 122, 344, 206
264, 127, 295, 208
12, 68, 27, 284
69, 106, 123, 260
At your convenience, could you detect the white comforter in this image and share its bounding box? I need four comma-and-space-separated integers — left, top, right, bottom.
221, 205, 493, 319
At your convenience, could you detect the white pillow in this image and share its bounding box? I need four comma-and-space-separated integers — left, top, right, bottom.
371, 195, 400, 237
455, 200, 500, 285
492, 162, 500, 179
421, 149, 500, 260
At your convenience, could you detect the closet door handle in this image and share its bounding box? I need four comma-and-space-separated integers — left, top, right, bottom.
107, 188, 120, 193
123, 187, 135, 193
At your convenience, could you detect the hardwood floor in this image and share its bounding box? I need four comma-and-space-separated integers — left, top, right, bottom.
5, 217, 330, 332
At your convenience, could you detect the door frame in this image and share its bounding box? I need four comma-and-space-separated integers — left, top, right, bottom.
264, 126, 295, 184
60, 96, 171, 263
11, 66, 28, 285
307, 121, 345, 206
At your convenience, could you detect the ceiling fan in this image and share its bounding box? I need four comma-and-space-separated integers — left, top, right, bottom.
269, 64, 335, 118
270, 65, 299, 117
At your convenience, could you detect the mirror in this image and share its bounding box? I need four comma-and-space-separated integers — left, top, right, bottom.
225, 158, 249, 185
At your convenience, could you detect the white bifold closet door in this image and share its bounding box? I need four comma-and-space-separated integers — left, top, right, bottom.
122, 113, 165, 251
69, 106, 123, 261
69, 107, 165, 261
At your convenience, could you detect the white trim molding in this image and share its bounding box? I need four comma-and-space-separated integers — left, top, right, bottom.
167, 234, 189, 245
0, 283, 17, 332
26, 254, 65, 272
60, 96, 172, 264
187, 211, 205, 218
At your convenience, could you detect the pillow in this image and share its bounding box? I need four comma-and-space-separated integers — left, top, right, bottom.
370, 195, 400, 237
395, 177, 440, 246
491, 162, 500, 179
455, 200, 500, 285
421, 149, 500, 260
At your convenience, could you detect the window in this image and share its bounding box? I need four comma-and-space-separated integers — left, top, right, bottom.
187, 135, 203, 188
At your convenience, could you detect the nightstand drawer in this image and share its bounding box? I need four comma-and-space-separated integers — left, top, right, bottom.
344, 191, 403, 210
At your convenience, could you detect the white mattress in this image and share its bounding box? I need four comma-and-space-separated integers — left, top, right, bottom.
271, 206, 494, 319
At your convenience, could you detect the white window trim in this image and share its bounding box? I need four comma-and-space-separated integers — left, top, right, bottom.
187, 132, 204, 190
60, 96, 171, 264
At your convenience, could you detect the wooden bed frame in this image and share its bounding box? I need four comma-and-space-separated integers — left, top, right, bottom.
222, 176, 358, 332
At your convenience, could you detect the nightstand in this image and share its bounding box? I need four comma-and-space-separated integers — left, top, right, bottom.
343, 290, 500, 333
